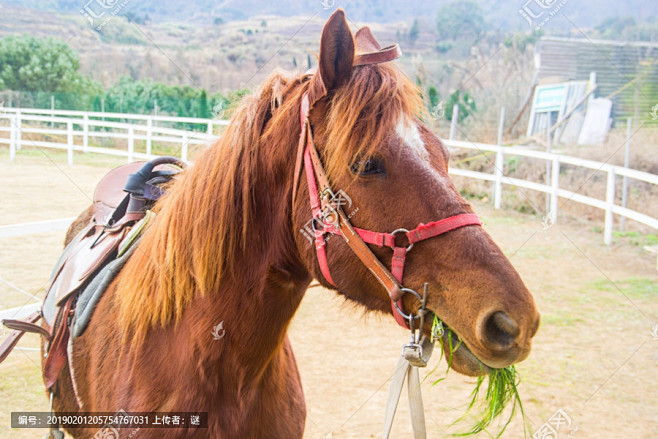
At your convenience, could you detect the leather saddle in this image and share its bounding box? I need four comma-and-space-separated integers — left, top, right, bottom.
0, 156, 185, 391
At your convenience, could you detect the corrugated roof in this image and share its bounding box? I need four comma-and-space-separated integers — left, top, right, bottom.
536, 37, 658, 122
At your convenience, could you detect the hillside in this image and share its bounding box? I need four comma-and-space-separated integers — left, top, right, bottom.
1, 0, 656, 28
3, 0, 656, 94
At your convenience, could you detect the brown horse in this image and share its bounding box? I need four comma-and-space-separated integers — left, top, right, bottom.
51, 10, 539, 438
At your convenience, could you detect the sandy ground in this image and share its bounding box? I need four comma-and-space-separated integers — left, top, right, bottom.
0, 150, 657, 438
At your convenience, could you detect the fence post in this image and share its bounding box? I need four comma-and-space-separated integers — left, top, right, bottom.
9, 114, 16, 161
545, 124, 552, 214
620, 117, 632, 231
15, 110, 21, 151
604, 168, 615, 245
550, 157, 559, 225
50, 95, 55, 129
67, 121, 74, 166
181, 134, 188, 162
83, 114, 89, 153
494, 148, 503, 210
492, 107, 505, 209
449, 104, 459, 141
207, 121, 212, 137
146, 117, 153, 156
128, 127, 134, 163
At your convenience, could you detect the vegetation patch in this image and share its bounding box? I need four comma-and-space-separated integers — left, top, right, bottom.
588, 277, 657, 298
429, 315, 528, 438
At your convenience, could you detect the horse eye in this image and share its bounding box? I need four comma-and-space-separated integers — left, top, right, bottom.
350, 158, 385, 176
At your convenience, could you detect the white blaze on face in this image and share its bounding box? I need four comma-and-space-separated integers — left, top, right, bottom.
395, 115, 453, 193
396, 116, 428, 161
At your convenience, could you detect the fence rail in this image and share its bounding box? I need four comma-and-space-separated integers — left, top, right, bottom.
0, 108, 656, 245
0, 108, 228, 164
444, 139, 658, 244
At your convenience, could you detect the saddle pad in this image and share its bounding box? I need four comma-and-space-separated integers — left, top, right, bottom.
71, 212, 153, 339
71, 234, 142, 339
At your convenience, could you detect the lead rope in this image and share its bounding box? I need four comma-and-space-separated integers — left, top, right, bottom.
383, 283, 434, 439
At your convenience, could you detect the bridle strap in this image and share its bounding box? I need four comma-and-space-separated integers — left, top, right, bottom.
354, 44, 402, 66
294, 92, 481, 329
304, 120, 403, 301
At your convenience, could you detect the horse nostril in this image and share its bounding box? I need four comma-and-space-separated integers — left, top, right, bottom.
482, 311, 520, 350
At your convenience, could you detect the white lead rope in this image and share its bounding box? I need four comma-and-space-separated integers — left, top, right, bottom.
383, 336, 434, 439
383, 356, 426, 438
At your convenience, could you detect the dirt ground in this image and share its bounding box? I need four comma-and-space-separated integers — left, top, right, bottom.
0, 150, 656, 438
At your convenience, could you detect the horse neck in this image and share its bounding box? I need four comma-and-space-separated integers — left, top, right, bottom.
189, 98, 312, 381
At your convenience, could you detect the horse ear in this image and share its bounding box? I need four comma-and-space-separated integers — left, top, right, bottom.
354, 26, 381, 53
318, 9, 354, 92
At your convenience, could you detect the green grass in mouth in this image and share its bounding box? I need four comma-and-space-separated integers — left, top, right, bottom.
429, 314, 528, 438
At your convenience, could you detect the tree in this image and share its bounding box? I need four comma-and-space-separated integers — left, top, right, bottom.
198, 89, 210, 118
427, 86, 439, 108
436, 1, 486, 42
595, 16, 636, 39
0, 35, 99, 94
409, 19, 420, 44
445, 89, 476, 123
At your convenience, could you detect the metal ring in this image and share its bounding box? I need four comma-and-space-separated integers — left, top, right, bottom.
394, 301, 418, 321
393, 287, 423, 321
390, 228, 413, 251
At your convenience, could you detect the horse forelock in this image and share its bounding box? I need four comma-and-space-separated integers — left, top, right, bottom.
322, 62, 425, 180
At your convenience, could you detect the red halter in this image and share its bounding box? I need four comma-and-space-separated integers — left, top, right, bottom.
293, 93, 482, 329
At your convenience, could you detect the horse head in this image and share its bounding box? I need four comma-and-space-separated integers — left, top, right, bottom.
292, 10, 540, 376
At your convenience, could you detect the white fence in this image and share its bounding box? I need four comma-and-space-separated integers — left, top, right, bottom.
444, 139, 658, 245
0, 108, 657, 246
0, 107, 228, 164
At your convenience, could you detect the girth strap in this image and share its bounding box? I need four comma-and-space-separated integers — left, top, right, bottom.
43, 296, 75, 389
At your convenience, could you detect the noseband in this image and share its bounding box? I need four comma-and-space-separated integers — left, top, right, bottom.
293, 93, 482, 329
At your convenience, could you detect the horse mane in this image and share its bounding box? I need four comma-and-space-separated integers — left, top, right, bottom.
114, 62, 424, 345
